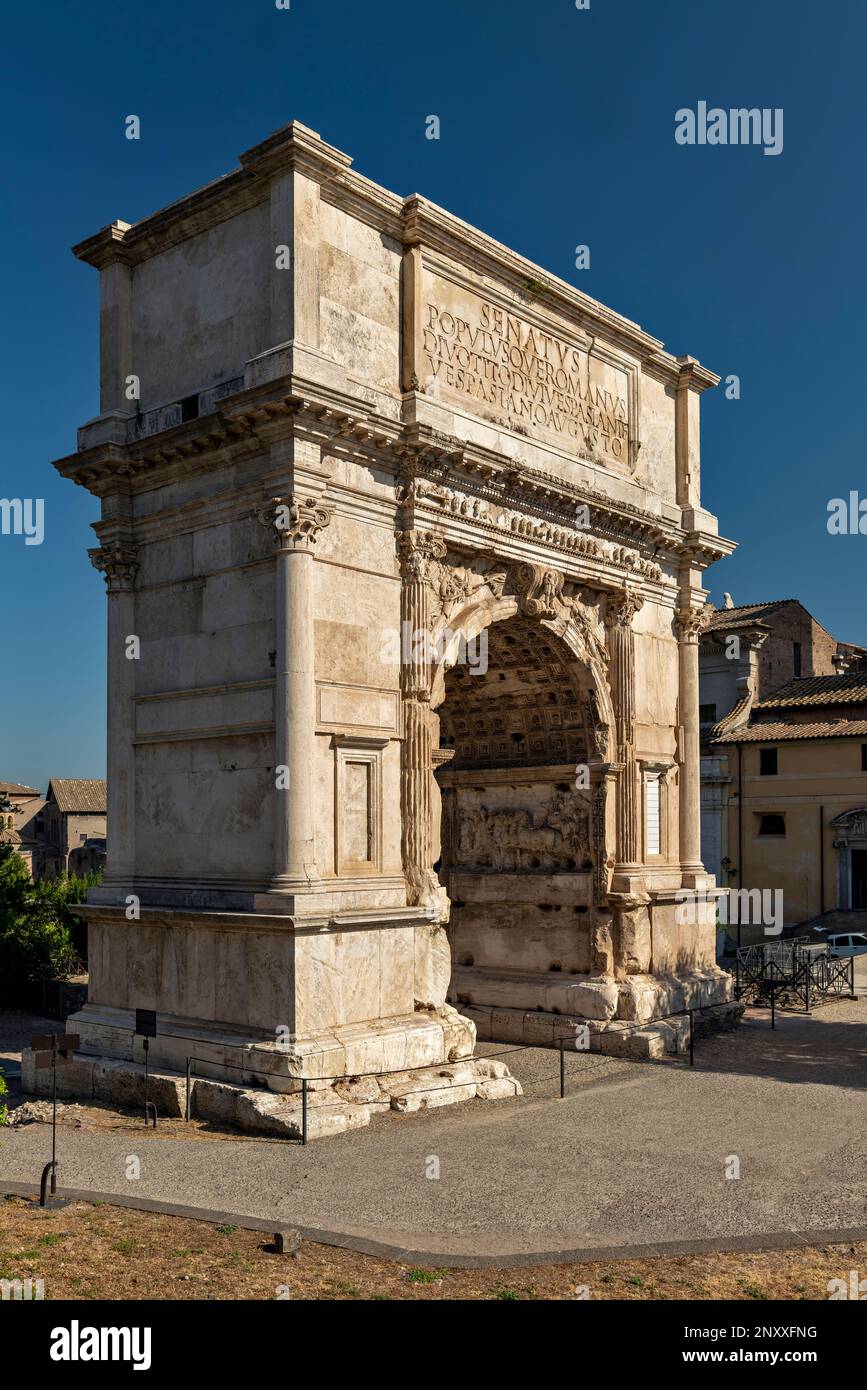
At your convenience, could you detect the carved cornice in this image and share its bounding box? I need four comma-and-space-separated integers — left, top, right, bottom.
257, 495, 333, 551
54, 381, 733, 572
89, 541, 139, 592
72, 118, 715, 393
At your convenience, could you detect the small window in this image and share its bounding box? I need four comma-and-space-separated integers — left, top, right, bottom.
793, 641, 802, 677
699, 703, 717, 724
645, 776, 661, 856
861, 744, 867, 772
758, 814, 786, 837
759, 747, 778, 776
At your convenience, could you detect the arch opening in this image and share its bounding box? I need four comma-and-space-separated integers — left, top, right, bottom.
432, 613, 609, 1001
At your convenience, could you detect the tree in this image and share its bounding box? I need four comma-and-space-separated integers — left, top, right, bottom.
31, 871, 100, 961
0, 842, 79, 1001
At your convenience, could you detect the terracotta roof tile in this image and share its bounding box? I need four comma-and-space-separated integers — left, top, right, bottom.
48, 779, 107, 813
702, 600, 794, 633
755, 675, 867, 709
713, 719, 867, 744
0, 782, 41, 797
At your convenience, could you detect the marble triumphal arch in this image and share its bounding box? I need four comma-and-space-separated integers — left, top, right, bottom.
36, 122, 739, 1119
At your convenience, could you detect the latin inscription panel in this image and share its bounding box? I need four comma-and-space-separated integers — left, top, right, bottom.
421, 274, 635, 470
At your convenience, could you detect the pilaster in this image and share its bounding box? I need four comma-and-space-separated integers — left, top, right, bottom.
605, 587, 644, 887
397, 530, 446, 907
257, 494, 333, 901
89, 539, 139, 887
676, 598, 709, 885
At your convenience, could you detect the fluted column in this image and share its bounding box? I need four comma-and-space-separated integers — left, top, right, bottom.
605, 588, 644, 872
259, 496, 332, 893
89, 541, 139, 887
398, 531, 446, 906
676, 602, 707, 878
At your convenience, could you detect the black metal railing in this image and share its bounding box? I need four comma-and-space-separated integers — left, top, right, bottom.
734, 942, 856, 1012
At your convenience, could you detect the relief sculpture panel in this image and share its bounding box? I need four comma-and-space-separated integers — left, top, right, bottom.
449, 787, 592, 873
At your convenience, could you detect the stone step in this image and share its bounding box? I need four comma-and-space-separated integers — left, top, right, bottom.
18, 1050, 523, 1140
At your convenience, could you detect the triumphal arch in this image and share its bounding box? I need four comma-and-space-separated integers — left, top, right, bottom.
48, 122, 737, 1117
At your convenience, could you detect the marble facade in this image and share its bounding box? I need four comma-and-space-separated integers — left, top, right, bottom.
45, 122, 737, 1098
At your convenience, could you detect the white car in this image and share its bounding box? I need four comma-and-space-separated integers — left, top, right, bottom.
826, 933, 867, 958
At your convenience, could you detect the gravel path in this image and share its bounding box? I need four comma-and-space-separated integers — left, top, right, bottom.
3, 984, 866, 1259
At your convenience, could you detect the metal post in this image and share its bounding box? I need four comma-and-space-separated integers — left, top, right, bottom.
559, 1038, 565, 1099
143, 1035, 149, 1124
770, 980, 775, 1030
805, 966, 810, 1014
688, 1009, 694, 1067
185, 1057, 191, 1121
50, 1042, 58, 1195
301, 1078, 308, 1147
851, 955, 857, 1000
39, 1162, 55, 1207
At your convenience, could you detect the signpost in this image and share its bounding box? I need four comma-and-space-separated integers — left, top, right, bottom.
134, 1009, 158, 1128
30, 1033, 79, 1208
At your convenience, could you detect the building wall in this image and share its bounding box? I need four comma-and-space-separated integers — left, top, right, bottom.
723, 736, 867, 926
63, 812, 108, 861
758, 602, 838, 699
131, 202, 271, 410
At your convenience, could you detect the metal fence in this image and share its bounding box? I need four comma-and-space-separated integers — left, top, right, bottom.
734, 942, 856, 1012
183, 1002, 740, 1143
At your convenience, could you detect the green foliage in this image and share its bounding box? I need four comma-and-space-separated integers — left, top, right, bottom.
0, 843, 87, 996
30, 870, 100, 960
0, 1068, 7, 1127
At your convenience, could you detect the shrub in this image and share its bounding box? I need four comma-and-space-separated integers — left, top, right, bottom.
0, 843, 80, 1000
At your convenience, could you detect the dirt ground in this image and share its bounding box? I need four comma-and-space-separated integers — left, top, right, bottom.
0, 1196, 862, 1301
4, 1097, 283, 1143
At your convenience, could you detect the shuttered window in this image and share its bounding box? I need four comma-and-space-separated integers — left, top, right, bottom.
646, 775, 661, 856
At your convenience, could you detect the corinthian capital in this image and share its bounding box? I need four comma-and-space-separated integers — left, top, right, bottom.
258, 495, 333, 551
397, 529, 447, 585
89, 541, 139, 592
675, 603, 709, 642
604, 587, 644, 630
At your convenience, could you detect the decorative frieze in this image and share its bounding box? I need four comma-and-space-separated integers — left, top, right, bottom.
409, 476, 664, 582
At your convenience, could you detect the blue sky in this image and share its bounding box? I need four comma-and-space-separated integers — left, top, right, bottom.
1, 0, 865, 791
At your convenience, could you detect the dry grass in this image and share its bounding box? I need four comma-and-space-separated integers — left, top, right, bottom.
0, 1196, 861, 1301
